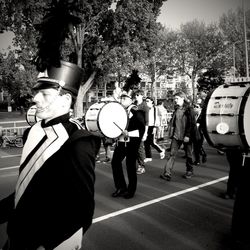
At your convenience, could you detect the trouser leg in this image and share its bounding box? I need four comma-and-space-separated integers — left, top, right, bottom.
163, 139, 181, 176
126, 140, 140, 195
137, 141, 145, 167
184, 142, 193, 172
111, 143, 127, 190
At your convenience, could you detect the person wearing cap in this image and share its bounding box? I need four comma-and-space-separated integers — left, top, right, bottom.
111, 91, 145, 199
160, 91, 197, 181
0, 61, 101, 250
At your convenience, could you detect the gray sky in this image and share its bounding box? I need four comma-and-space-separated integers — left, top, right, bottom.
158, 0, 250, 29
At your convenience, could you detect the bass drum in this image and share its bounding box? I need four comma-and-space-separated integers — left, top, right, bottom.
26, 105, 41, 126
85, 101, 128, 139
201, 83, 250, 151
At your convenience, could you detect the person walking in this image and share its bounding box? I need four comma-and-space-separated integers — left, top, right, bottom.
222, 148, 243, 199
133, 89, 149, 174
111, 91, 145, 199
160, 91, 198, 181
112, 81, 122, 102
156, 100, 168, 141
0, 62, 101, 250
144, 97, 165, 162
192, 103, 207, 165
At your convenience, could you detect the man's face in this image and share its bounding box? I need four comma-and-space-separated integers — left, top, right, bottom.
174, 95, 184, 107
134, 93, 143, 104
33, 88, 64, 122
120, 96, 132, 108
146, 98, 153, 108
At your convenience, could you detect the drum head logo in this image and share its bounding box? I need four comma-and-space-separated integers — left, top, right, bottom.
216, 122, 229, 134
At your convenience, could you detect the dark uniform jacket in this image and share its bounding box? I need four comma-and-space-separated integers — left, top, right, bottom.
0, 113, 101, 249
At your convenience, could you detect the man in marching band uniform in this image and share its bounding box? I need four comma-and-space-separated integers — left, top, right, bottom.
0, 62, 100, 250
111, 91, 145, 199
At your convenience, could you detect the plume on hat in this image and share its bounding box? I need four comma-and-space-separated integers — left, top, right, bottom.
123, 70, 141, 93
33, 0, 81, 72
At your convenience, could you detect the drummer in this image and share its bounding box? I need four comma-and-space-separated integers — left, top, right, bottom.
111, 91, 145, 199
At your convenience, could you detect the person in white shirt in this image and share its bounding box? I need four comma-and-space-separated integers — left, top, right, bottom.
144, 97, 165, 162
112, 81, 122, 102
156, 100, 168, 141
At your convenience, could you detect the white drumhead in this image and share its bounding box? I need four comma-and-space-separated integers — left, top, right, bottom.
244, 93, 250, 149
98, 102, 128, 138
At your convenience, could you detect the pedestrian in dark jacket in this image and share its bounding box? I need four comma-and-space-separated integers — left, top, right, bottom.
160, 91, 198, 181
0, 62, 101, 250
192, 104, 207, 165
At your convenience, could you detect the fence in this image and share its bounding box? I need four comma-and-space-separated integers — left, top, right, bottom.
0, 120, 29, 137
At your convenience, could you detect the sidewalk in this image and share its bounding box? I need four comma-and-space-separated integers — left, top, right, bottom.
0, 111, 26, 122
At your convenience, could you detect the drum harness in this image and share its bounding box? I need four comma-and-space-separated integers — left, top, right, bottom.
117, 104, 138, 147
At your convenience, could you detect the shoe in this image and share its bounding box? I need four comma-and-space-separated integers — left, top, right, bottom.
102, 157, 111, 163
144, 158, 152, 163
193, 161, 200, 166
160, 173, 171, 181
123, 192, 134, 199
160, 150, 165, 159
112, 189, 127, 198
137, 167, 146, 174
183, 171, 193, 179
202, 155, 207, 163
221, 192, 236, 200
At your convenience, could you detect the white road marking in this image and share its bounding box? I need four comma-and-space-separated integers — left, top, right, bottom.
1, 154, 21, 158
0, 166, 19, 171
92, 176, 228, 224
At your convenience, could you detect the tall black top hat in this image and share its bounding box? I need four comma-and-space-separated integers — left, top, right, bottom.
33, 61, 84, 97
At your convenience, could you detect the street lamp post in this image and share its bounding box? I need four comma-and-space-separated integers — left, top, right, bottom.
232, 40, 249, 78
233, 43, 236, 78
242, 0, 249, 77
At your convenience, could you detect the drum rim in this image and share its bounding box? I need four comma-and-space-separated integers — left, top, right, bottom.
26, 105, 39, 126
84, 101, 106, 133
239, 86, 250, 150
201, 89, 215, 148
202, 84, 250, 151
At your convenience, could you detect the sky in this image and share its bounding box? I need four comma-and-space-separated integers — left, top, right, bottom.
1, 0, 250, 52
158, 0, 250, 29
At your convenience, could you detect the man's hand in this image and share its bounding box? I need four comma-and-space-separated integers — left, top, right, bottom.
183, 136, 190, 143
142, 133, 147, 141
122, 130, 129, 141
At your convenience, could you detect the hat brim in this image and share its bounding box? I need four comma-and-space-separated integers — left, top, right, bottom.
32, 80, 60, 91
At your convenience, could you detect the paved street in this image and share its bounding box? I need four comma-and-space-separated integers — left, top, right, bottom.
0, 142, 235, 250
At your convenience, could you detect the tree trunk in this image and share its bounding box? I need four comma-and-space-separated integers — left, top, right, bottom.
74, 71, 96, 118
191, 74, 197, 104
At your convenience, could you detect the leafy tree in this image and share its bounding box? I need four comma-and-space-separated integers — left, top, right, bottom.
173, 20, 225, 102
0, 0, 167, 117
197, 68, 225, 92
219, 8, 250, 77
0, 51, 36, 108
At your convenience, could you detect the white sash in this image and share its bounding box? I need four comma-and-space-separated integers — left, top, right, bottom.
15, 122, 69, 207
